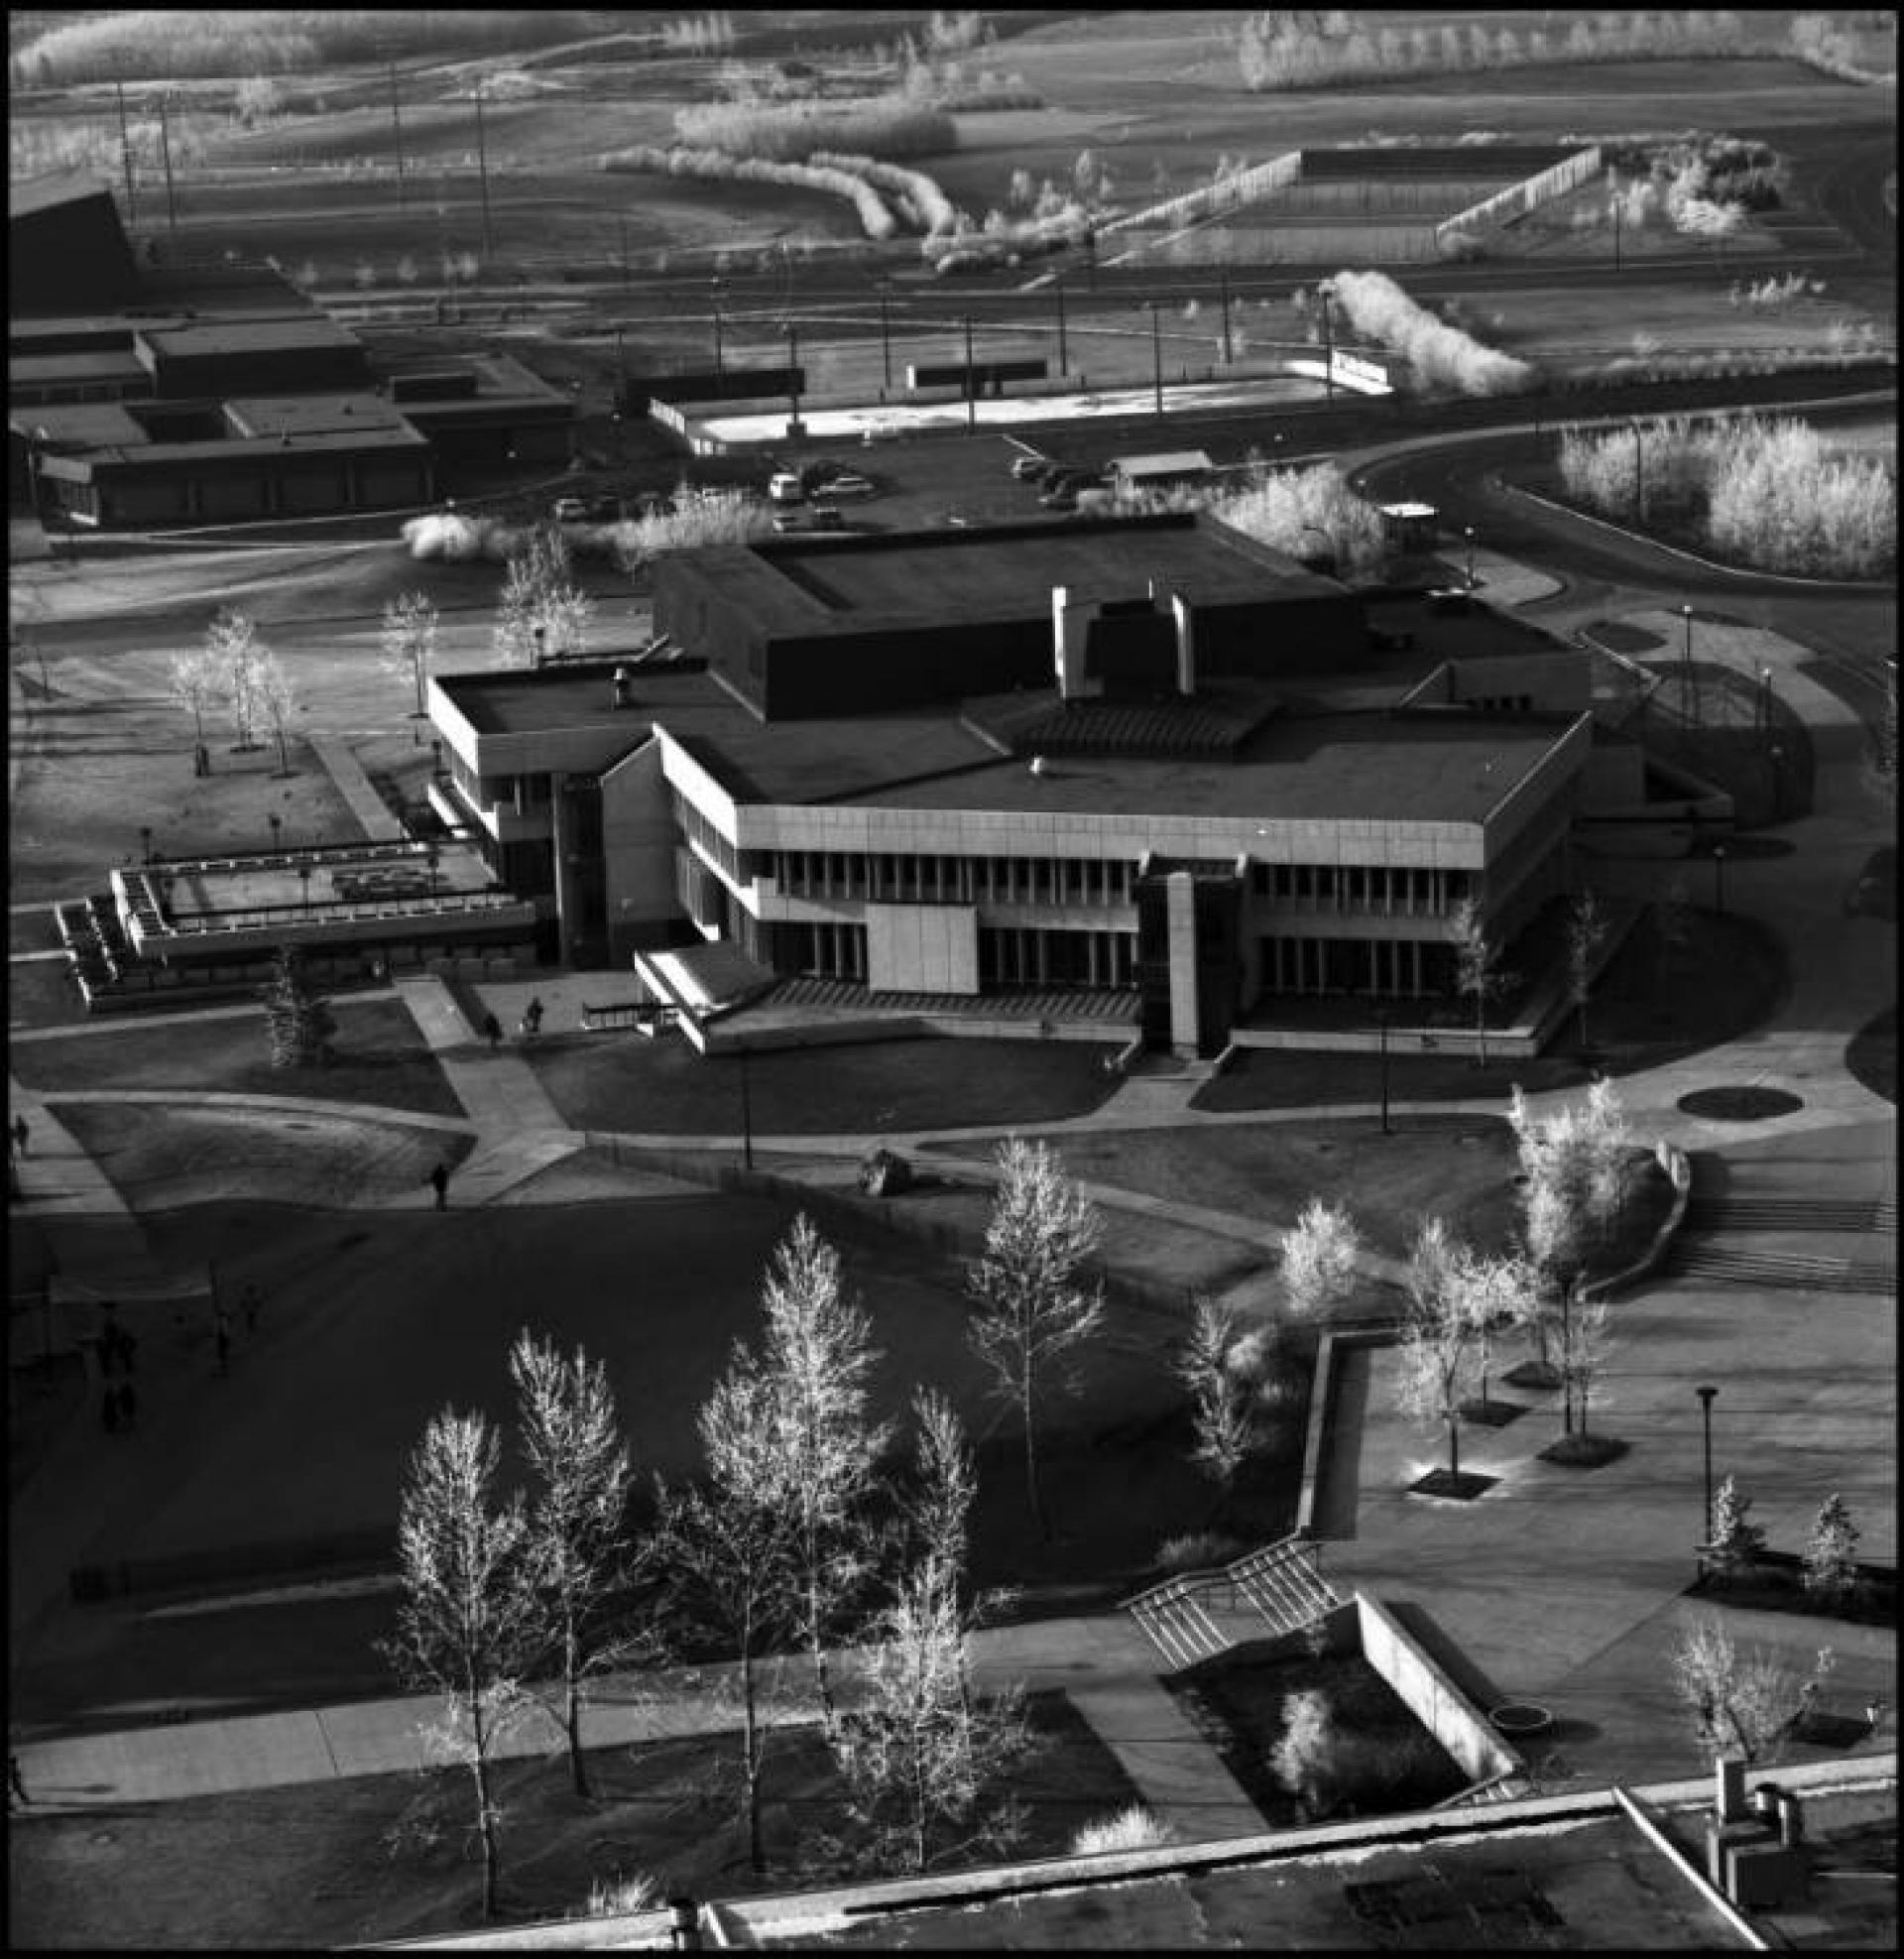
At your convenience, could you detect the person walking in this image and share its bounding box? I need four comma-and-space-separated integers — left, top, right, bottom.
428, 1161, 449, 1210
482, 1011, 503, 1051
11, 1114, 28, 1158
240, 1283, 261, 1336
9, 1753, 29, 1807
525, 996, 544, 1038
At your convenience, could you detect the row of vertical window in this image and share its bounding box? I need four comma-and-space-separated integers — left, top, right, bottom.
1249, 862, 1474, 912
765, 849, 1137, 908
671, 793, 743, 886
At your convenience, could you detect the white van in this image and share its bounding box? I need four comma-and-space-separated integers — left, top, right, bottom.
768, 471, 803, 505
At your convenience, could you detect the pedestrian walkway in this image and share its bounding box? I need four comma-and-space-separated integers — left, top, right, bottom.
305, 732, 409, 844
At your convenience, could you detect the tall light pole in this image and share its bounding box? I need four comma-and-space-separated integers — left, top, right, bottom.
785, 319, 801, 433
389, 61, 406, 209
1757, 666, 1773, 736
963, 313, 977, 430
1464, 526, 1477, 590
738, 1042, 754, 1171
1697, 1385, 1718, 1548
878, 278, 892, 392
1376, 1006, 1391, 1136
1681, 604, 1695, 723
1768, 743, 1785, 819
1054, 274, 1068, 376
1219, 266, 1233, 364
1712, 843, 1726, 915
1610, 190, 1621, 274
472, 73, 493, 267
115, 80, 138, 225
1135, 301, 1163, 418
158, 89, 178, 240
1318, 279, 1336, 400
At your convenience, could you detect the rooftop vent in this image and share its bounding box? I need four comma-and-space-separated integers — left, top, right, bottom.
612, 666, 633, 708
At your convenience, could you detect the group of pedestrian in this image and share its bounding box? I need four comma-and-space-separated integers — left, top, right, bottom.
479, 997, 543, 1050
10, 1113, 29, 1158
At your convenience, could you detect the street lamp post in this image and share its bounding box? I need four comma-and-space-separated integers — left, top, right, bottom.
1376, 1007, 1392, 1136
426, 845, 440, 899
878, 279, 892, 392
1712, 843, 1726, 915
1054, 274, 1068, 377
1464, 526, 1477, 590
711, 280, 724, 381
1219, 266, 1233, 365
785, 319, 801, 433
1768, 743, 1785, 819
1681, 604, 1696, 723
268, 812, 282, 853
1318, 279, 1336, 400
1137, 301, 1163, 418
1696, 1385, 1718, 1548
738, 1042, 754, 1171
298, 860, 312, 918
140, 824, 154, 865
1758, 666, 1773, 735
962, 313, 977, 431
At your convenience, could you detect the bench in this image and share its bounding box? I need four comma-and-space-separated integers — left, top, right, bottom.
581, 1000, 666, 1032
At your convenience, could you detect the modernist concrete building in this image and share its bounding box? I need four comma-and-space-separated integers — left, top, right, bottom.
428, 515, 1617, 1053
9, 173, 573, 525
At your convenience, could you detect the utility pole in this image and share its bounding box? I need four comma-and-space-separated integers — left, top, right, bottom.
619, 214, 630, 288
472, 73, 493, 267
1632, 422, 1645, 523
158, 90, 178, 240
1145, 302, 1163, 418
712, 280, 725, 380
1219, 266, 1233, 364
1318, 279, 1336, 400
1610, 190, 1621, 273
786, 320, 801, 433
389, 61, 406, 209
1054, 274, 1068, 376
114, 81, 138, 225
878, 280, 892, 392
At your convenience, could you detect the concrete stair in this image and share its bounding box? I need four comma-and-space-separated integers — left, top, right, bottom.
1666, 1244, 1895, 1294
1685, 1196, 1895, 1234
1123, 1534, 1341, 1672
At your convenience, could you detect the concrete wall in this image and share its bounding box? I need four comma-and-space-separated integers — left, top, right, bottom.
1350, 1594, 1522, 1787
865, 903, 979, 994
601, 739, 678, 963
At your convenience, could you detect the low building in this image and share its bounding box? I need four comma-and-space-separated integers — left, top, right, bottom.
1109, 448, 1217, 495
428, 515, 1597, 1052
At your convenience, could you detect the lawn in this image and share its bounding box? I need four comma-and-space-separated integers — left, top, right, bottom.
526, 1035, 1123, 1137
12, 999, 464, 1119
8, 1691, 1142, 1948
936, 1114, 1521, 1265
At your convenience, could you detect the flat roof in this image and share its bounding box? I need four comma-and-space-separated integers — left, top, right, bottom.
842, 707, 1573, 826
1110, 450, 1216, 474
10, 171, 112, 220
439, 661, 1574, 825
716, 516, 1339, 635
223, 393, 412, 437
137, 315, 361, 357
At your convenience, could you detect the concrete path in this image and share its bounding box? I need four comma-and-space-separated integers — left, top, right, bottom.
305, 733, 409, 844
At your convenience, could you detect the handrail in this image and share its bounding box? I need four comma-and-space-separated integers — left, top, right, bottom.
1121, 1531, 1324, 1616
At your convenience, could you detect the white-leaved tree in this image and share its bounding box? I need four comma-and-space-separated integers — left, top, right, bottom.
383, 1408, 540, 1921
1446, 895, 1510, 1067
966, 1138, 1105, 1540
508, 1330, 640, 1799
1176, 1296, 1255, 1498
656, 1349, 796, 1874
1393, 1215, 1477, 1483
254, 649, 299, 778
1278, 1198, 1362, 1321
382, 590, 439, 735
1671, 1614, 1828, 1765
494, 524, 592, 668
166, 646, 218, 774
754, 1215, 892, 1734
1566, 889, 1609, 1049
206, 606, 265, 752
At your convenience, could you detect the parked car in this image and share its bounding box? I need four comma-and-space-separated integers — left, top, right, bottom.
551, 496, 590, 522
824, 472, 877, 499
800, 457, 845, 494
772, 510, 803, 533
810, 504, 845, 530
1010, 453, 1047, 481
767, 471, 803, 504
1038, 488, 1079, 512
1031, 459, 1079, 488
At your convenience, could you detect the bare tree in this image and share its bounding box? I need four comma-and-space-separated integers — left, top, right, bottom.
754, 1215, 892, 1734
656, 1353, 796, 1874
1393, 1215, 1477, 1482
254, 650, 300, 778
206, 606, 266, 752
830, 1556, 1028, 1877
1566, 889, 1608, 1048
1556, 1290, 1615, 1438
166, 647, 218, 772
259, 944, 335, 1068
1277, 1198, 1362, 1321
382, 590, 439, 738
1446, 895, 1509, 1067
509, 1329, 641, 1798
383, 1409, 540, 1920
966, 1137, 1105, 1540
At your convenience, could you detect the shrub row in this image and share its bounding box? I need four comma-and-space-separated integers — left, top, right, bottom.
672, 96, 955, 164
1327, 268, 1536, 398
602, 143, 898, 240
809, 150, 958, 234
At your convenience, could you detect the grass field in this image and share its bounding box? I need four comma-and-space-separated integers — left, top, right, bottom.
12, 997, 461, 1117
8, 1689, 1139, 1947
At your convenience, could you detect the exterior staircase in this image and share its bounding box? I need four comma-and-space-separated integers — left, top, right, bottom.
1123, 1534, 1340, 1671
1668, 1192, 1895, 1294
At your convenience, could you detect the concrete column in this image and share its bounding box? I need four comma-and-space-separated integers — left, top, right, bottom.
1166, 871, 1199, 1056
548, 771, 578, 963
